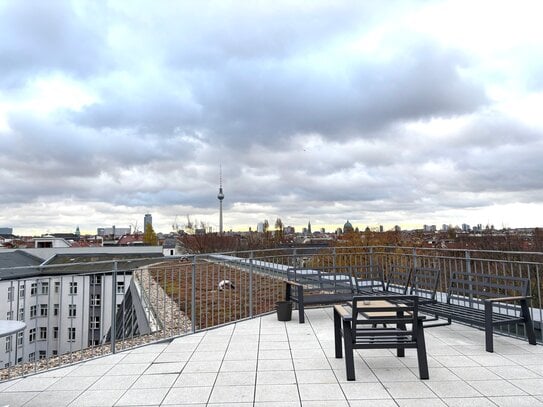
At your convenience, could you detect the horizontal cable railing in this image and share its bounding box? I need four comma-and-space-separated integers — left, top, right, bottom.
0, 246, 541, 381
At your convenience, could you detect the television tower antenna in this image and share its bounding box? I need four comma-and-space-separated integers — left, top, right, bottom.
217, 164, 224, 234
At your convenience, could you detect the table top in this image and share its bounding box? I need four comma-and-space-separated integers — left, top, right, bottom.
0, 320, 26, 338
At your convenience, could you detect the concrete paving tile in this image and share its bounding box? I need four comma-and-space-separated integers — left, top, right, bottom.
257, 358, 294, 371
508, 378, 543, 395
219, 359, 257, 372
0, 391, 40, 407
396, 399, 448, 407
173, 371, 217, 387
488, 395, 543, 406
424, 380, 482, 398
89, 374, 139, 390
255, 384, 300, 402
298, 383, 345, 401
70, 389, 125, 406
340, 382, 391, 400
47, 375, 98, 391
131, 373, 178, 388
442, 397, 500, 406
115, 387, 169, 405
448, 366, 501, 381
257, 370, 296, 385
4, 376, 59, 392
372, 367, 418, 382
215, 371, 256, 386
24, 390, 81, 406
161, 386, 212, 405
144, 361, 186, 374
295, 368, 338, 384
208, 384, 255, 403
383, 380, 437, 399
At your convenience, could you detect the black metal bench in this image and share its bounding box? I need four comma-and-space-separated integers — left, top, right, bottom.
359, 264, 440, 305
285, 267, 359, 323
334, 295, 429, 380
419, 270, 537, 352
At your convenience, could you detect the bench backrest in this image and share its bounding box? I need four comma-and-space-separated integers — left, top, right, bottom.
353, 264, 385, 292
409, 267, 440, 301
447, 271, 530, 304
350, 295, 421, 346
385, 264, 411, 294
287, 267, 356, 294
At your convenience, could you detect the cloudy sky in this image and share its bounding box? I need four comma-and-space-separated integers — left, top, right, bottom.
1, 0, 543, 235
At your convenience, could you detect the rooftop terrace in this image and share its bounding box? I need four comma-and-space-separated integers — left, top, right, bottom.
1, 306, 542, 407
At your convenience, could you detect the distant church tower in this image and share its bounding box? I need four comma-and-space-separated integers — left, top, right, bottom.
308, 220, 312, 234
217, 166, 224, 234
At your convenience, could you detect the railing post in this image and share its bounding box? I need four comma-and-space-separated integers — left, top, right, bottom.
111, 261, 117, 354
333, 247, 337, 271
191, 256, 196, 333
249, 251, 254, 319
412, 248, 418, 270
465, 250, 473, 305
369, 247, 374, 270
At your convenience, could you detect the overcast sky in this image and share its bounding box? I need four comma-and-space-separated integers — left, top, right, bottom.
1, 0, 543, 235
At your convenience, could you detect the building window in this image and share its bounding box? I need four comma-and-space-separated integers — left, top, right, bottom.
40, 327, 47, 340
7, 286, 13, 301
54, 282, 60, 294
53, 327, 58, 339
29, 352, 35, 362
68, 327, 76, 342
19, 285, 25, 298
18, 308, 24, 320
6, 311, 13, 320
90, 316, 100, 330
52, 350, 57, 356
41, 282, 49, 295
5, 336, 11, 352
40, 304, 48, 317
53, 304, 59, 316
30, 305, 37, 318
69, 282, 78, 295
68, 304, 76, 318
29, 328, 36, 343
17, 332, 23, 347
116, 281, 125, 294
30, 283, 37, 296
39, 350, 46, 360
91, 275, 102, 284
90, 294, 101, 306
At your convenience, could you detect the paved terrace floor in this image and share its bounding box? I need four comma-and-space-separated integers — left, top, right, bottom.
1, 307, 543, 407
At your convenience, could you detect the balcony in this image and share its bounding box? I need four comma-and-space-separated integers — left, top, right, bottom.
1, 308, 543, 406
0, 246, 542, 405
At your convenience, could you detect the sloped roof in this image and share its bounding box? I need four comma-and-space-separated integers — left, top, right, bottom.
0, 250, 43, 279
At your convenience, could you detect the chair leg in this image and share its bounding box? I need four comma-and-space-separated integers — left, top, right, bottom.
343, 320, 355, 381
484, 301, 494, 352
416, 322, 429, 379
396, 312, 405, 357
334, 308, 343, 358
297, 285, 305, 323
520, 299, 537, 345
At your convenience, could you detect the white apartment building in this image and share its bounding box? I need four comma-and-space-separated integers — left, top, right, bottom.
0, 247, 164, 368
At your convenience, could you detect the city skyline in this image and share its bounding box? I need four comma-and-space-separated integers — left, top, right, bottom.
1, 1, 543, 235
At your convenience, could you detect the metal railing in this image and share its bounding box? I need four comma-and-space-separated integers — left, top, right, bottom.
0, 246, 541, 381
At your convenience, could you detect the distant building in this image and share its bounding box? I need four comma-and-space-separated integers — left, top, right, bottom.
144, 214, 152, 231
442, 224, 449, 231
423, 225, 436, 232
343, 220, 354, 234
307, 221, 312, 235
0, 227, 13, 234
97, 227, 130, 238
379, 225, 384, 233
284, 226, 295, 235
257, 222, 264, 233
462, 224, 470, 232
34, 236, 72, 248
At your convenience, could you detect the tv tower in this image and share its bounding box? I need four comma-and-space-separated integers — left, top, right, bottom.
217, 165, 224, 234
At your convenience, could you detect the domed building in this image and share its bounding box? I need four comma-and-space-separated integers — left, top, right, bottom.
343, 220, 354, 234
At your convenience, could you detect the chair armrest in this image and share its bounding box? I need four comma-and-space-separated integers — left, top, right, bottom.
485, 295, 531, 303
334, 304, 352, 321
285, 280, 302, 287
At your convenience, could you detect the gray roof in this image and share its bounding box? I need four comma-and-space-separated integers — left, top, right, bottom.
0, 250, 43, 280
